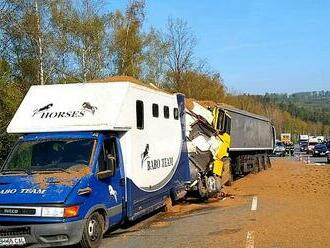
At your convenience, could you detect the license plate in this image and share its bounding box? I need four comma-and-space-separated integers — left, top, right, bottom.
320, 153, 325, 155
0, 237, 26, 247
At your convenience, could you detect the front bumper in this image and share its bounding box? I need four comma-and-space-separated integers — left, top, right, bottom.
313, 152, 328, 157
0, 220, 85, 247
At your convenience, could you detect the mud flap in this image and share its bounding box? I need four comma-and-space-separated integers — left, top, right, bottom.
221, 158, 232, 186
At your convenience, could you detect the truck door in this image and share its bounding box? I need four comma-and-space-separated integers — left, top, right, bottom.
97, 137, 124, 225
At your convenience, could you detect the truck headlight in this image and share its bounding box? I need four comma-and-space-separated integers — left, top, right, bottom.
41, 205, 80, 218
42, 207, 64, 217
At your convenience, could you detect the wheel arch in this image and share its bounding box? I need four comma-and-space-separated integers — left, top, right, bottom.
84, 204, 109, 231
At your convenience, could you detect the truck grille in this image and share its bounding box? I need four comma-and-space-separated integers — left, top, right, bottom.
0, 207, 36, 216
0, 227, 31, 237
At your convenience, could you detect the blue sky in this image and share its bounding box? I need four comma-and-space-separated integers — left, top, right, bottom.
107, 0, 329, 94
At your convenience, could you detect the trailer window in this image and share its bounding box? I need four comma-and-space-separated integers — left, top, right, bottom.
152, 104, 159, 117
173, 108, 179, 120
164, 106, 170, 119
136, 100, 144, 129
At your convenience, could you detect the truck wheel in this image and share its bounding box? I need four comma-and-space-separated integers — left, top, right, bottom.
80, 212, 104, 248
206, 175, 221, 198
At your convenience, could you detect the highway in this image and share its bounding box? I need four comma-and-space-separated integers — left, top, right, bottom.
99, 158, 330, 248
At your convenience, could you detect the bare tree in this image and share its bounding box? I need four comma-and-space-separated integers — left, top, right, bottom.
165, 17, 196, 91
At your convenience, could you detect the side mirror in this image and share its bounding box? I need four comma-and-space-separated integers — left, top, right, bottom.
97, 170, 113, 180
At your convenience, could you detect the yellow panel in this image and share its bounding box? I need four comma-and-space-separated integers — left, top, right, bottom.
213, 159, 223, 176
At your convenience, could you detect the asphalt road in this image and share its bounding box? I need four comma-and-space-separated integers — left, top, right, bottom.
98, 158, 330, 248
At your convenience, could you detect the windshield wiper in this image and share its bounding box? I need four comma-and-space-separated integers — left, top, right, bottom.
36, 168, 70, 174
0, 169, 32, 175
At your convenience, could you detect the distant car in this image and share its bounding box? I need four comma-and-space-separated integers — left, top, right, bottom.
274, 141, 286, 157
313, 144, 329, 157
307, 142, 318, 154
299, 141, 308, 152
326, 141, 330, 151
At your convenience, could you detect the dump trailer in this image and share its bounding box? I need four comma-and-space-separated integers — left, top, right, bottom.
218, 104, 275, 176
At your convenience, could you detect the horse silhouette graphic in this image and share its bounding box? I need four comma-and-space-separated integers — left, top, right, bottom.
141, 144, 150, 168
82, 102, 98, 115
108, 185, 118, 202
33, 103, 53, 117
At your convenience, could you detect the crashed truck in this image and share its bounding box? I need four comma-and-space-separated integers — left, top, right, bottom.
0, 78, 274, 248
185, 100, 275, 199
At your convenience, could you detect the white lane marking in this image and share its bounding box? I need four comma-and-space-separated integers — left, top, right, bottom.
246, 231, 255, 248
251, 196, 258, 211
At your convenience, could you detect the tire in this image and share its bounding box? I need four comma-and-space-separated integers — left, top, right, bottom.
80, 212, 104, 248
206, 175, 221, 198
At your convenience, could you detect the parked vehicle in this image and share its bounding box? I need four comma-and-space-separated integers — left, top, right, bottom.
307, 141, 318, 154
0, 78, 275, 248
274, 141, 286, 156
281, 133, 294, 155
313, 144, 329, 157
299, 141, 308, 152
299, 134, 309, 143
326, 141, 330, 151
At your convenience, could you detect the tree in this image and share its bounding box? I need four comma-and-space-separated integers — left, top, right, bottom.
165, 17, 196, 91
0, 58, 11, 83
109, 0, 145, 78
0, 83, 23, 165
171, 70, 225, 102
0, 0, 52, 86
141, 28, 169, 85
51, 0, 107, 82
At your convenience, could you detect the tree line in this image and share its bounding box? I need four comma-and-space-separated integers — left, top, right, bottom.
0, 0, 328, 163
225, 94, 330, 141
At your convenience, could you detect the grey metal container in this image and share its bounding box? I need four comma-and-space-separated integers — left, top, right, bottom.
219, 104, 275, 152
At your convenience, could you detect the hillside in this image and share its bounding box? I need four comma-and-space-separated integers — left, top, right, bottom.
259, 91, 330, 126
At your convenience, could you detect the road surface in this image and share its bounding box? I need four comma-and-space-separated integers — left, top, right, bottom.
99, 159, 330, 248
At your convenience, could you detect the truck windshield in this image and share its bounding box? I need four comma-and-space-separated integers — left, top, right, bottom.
2, 139, 95, 173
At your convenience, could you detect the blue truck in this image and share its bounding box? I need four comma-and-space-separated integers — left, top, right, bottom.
0, 81, 191, 247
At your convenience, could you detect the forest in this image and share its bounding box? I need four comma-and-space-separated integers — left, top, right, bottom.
0, 0, 329, 164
